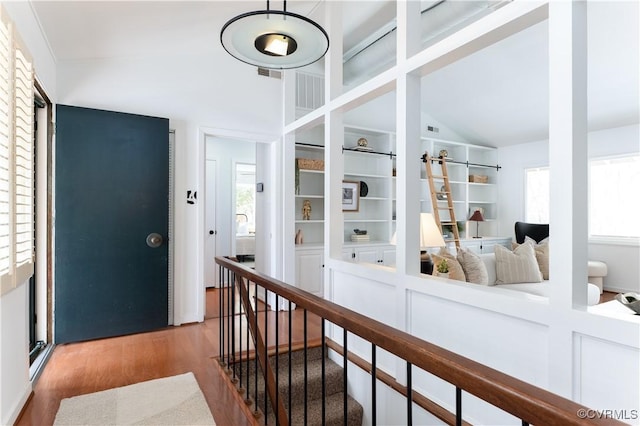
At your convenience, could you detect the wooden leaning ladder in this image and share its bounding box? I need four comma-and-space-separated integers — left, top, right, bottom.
423, 152, 461, 249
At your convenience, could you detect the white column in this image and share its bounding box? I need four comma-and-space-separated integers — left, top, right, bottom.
395, 0, 422, 277
324, 2, 344, 263
548, 0, 588, 399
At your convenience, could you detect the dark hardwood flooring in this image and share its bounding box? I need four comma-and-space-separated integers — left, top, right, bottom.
17, 288, 321, 426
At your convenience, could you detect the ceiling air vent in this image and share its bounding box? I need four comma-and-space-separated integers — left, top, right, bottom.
257, 68, 282, 79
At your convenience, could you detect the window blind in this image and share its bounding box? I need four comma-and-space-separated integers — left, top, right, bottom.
0, 6, 34, 295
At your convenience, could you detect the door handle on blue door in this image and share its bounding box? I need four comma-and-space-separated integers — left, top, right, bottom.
146, 233, 163, 248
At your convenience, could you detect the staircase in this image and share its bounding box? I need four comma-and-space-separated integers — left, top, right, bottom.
232, 345, 363, 425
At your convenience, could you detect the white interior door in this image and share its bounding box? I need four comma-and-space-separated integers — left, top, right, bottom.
205, 159, 217, 287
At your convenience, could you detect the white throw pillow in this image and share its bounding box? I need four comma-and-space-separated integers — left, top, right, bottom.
512, 236, 549, 280
495, 243, 543, 284
457, 246, 489, 285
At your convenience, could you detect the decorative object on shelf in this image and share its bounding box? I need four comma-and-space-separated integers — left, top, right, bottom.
297, 158, 324, 171
469, 174, 489, 183
342, 181, 360, 211
302, 199, 312, 220
295, 160, 300, 195
392, 167, 396, 177
359, 181, 368, 197
469, 208, 485, 239
350, 233, 370, 242
357, 137, 368, 148
615, 292, 640, 314
295, 229, 303, 244
438, 149, 448, 158
220, 0, 329, 70
353, 229, 367, 235
436, 184, 447, 200
436, 258, 449, 278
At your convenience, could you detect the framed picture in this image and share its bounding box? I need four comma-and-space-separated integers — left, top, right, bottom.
342, 181, 360, 211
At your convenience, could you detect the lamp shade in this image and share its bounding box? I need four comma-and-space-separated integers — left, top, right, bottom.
469, 209, 485, 222
419, 213, 446, 249
220, 8, 329, 70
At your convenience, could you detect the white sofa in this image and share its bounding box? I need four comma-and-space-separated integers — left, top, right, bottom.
479, 253, 601, 306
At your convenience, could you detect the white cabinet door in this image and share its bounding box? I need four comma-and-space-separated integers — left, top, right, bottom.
381, 248, 396, 266
356, 248, 379, 264
295, 251, 323, 296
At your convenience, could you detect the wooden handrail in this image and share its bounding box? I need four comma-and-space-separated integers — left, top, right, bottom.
234, 273, 289, 426
217, 256, 623, 425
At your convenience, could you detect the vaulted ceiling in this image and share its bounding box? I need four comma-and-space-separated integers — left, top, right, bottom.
30, 1, 639, 147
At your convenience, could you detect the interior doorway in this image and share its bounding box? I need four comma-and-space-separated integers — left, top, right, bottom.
234, 163, 256, 265
203, 136, 256, 290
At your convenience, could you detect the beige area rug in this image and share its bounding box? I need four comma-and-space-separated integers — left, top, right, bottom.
53, 372, 216, 425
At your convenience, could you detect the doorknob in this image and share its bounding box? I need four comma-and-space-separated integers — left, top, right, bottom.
146, 233, 163, 248
209, 230, 216, 235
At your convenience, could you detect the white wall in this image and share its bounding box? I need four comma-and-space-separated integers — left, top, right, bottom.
497, 123, 640, 293
0, 283, 31, 426
0, 3, 56, 424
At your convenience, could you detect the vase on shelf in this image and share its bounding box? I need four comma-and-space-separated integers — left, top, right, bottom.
295, 229, 303, 245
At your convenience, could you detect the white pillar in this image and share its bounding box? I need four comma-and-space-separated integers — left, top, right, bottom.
548, 0, 588, 398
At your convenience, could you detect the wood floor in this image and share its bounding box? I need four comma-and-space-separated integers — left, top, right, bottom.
17, 288, 321, 426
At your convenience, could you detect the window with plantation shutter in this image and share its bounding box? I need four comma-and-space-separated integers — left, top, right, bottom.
0, 10, 11, 292
13, 46, 33, 282
0, 6, 35, 296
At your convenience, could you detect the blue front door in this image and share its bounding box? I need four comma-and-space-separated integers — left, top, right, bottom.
55, 105, 169, 343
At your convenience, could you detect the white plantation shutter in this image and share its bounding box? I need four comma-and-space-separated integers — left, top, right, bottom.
0, 11, 11, 291
13, 46, 33, 281
0, 6, 34, 295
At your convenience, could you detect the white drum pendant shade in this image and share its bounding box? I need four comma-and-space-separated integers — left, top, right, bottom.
220, 10, 329, 69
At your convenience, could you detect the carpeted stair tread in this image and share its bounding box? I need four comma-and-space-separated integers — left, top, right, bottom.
267, 391, 363, 426
236, 355, 345, 414
232, 345, 363, 424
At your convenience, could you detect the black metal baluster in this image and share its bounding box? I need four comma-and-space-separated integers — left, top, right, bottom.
238, 277, 243, 396
254, 280, 259, 417
288, 301, 292, 426
219, 266, 224, 365
304, 309, 308, 425
372, 343, 377, 425
226, 271, 232, 368
246, 282, 251, 405
407, 362, 412, 426
231, 271, 236, 381
343, 328, 348, 426
274, 295, 280, 426
321, 319, 326, 425
456, 387, 462, 426
522, 421, 529, 426
264, 288, 268, 425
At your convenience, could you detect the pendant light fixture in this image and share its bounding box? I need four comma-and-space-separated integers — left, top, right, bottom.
220, 1, 329, 70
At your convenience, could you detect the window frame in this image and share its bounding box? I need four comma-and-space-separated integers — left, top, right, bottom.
588, 153, 640, 245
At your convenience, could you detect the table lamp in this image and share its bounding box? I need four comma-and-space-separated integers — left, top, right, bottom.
390, 213, 446, 274
419, 213, 446, 274
469, 209, 485, 238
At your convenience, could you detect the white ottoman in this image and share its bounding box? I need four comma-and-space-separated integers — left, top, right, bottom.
588, 260, 608, 294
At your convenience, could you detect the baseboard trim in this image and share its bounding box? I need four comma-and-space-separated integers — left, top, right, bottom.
7, 386, 33, 426
604, 285, 636, 294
